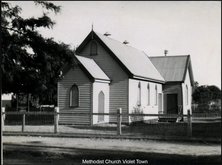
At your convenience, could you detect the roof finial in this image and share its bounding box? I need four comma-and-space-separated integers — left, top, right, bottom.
91, 22, 94, 39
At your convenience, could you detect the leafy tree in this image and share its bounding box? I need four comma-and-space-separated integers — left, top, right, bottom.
192, 85, 221, 112
208, 85, 221, 101
1, 1, 76, 107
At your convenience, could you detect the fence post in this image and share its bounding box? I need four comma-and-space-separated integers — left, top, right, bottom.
54, 107, 59, 134
22, 112, 25, 132
2, 107, 5, 131
117, 108, 122, 135
187, 110, 192, 137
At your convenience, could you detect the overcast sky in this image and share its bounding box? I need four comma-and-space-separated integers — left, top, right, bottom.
7, 1, 221, 88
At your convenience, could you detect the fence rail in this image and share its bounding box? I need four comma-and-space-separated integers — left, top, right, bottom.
3, 111, 220, 117
2, 108, 221, 138
3, 112, 188, 116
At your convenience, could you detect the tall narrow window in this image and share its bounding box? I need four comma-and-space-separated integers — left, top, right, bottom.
147, 84, 150, 105
98, 91, 105, 122
186, 85, 188, 105
70, 84, 79, 107
155, 85, 158, 105
90, 41, 97, 55
137, 82, 141, 106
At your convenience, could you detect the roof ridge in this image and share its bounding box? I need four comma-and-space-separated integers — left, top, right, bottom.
78, 30, 165, 83
94, 31, 165, 82
149, 55, 190, 58
94, 31, 144, 53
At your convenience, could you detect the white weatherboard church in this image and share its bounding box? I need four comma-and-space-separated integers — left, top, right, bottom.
57, 30, 195, 125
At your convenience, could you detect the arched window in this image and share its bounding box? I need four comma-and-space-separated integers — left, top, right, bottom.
186, 85, 188, 105
70, 84, 79, 107
155, 85, 158, 105
147, 84, 150, 105
137, 82, 141, 106
90, 41, 97, 55
98, 91, 105, 122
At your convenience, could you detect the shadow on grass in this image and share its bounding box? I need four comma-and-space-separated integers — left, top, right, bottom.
64, 121, 221, 138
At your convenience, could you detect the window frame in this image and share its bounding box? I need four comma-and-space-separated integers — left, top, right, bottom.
69, 84, 79, 107
155, 85, 158, 105
186, 85, 188, 105
147, 84, 150, 105
90, 41, 98, 55
137, 82, 141, 106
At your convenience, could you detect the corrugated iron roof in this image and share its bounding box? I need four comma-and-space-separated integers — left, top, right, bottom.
75, 55, 110, 81
149, 55, 190, 82
94, 32, 165, 83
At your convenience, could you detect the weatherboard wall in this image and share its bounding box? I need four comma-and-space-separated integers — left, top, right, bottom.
128, 79, 162, 122
182, 68, 192, 115
92, 81, 110, 124
58, 66, 92, 125
78, 40, 129, 123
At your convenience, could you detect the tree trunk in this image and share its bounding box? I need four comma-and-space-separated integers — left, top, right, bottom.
16, 93, 19, 111
27, 94, 29, 112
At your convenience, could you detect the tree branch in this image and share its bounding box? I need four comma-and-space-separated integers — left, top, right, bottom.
1, 26, 24, 35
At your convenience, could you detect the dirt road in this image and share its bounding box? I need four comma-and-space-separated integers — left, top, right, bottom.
3, 144, 221, 165
3, 136, 221, 156
3, 135, 221, 165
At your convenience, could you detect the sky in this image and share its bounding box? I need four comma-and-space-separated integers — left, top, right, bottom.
7, 1, 221, 88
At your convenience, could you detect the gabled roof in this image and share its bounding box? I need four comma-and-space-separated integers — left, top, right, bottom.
75, 55, 110, 82
76, 31, 165, 83
58, 55, 110, 82
149, 55, 195, 86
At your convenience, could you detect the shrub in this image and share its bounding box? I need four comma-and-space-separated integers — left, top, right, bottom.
130, 106, 144, 122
